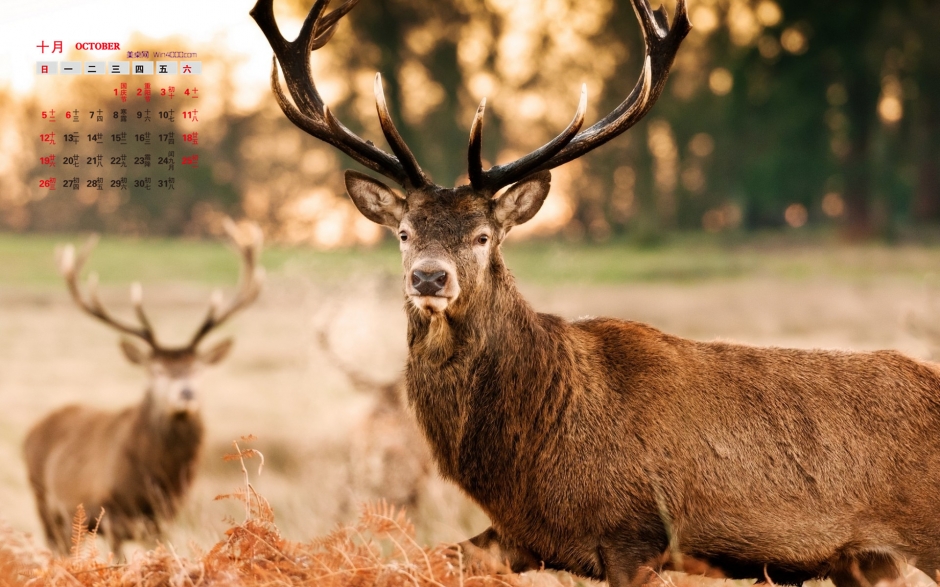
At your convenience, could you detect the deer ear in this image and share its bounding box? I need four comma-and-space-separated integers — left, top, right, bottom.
492, 171, 551, 230
344, 170, 405, 228
200, 338, 234, 366
120, 338, 149, 365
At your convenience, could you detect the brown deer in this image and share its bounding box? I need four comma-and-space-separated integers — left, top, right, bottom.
254, 1, 940, 586
23, 220, 264, 555
314, 302, 433, 512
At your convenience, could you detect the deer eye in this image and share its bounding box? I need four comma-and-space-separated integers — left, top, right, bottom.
399, 232, 408, 242
475, 234, 489, 246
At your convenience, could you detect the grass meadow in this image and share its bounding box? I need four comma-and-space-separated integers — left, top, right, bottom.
3, 230, 940, 583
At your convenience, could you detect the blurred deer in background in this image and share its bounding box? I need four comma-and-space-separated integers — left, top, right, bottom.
257, 0, 940, 586
314, 303, 432, 513
23, 220, 264, 555
905, 280, 940, 361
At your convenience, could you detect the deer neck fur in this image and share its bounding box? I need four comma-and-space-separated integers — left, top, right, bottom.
405, 257, 574, 506
133, 391, 204, 498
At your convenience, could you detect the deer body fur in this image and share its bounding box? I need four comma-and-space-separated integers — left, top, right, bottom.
406, 276, 940, 584
24, 397, 203, 552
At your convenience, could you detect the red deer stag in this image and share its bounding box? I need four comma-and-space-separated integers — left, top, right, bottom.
24, 220, 264, 554
254, 1, 940, 586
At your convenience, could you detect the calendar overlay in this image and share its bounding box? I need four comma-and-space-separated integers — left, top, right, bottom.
34, 41, 202, 195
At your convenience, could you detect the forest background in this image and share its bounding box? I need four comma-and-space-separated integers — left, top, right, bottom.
2, 0, 937, 245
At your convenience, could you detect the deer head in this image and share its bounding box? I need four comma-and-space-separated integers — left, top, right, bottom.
252, 0, 690, 317
56, 220, 265, 415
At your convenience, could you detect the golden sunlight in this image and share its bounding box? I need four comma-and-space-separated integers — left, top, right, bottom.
709, 68, 734, 95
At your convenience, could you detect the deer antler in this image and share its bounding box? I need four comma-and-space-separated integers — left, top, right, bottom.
57, 235, 160, 347
59, 221, 264, 352
469, 0, 691, 192
250, 0, 430, 189
254, 0, 689, 193
313, 299, 393, 392
184, 219, 266, 350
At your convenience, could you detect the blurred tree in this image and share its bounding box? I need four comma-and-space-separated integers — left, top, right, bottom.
5, 0, 940, 243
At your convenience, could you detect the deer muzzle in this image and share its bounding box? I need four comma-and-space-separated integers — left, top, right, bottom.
407, 261, 460, 314
412, 269, 448, 296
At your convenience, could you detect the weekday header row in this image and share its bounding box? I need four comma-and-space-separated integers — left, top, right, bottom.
36, 61, 202, 76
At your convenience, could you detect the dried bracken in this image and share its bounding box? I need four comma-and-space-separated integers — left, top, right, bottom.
1, 439, 581, 587
1, 505, 574, 587
6, 489, 924, 587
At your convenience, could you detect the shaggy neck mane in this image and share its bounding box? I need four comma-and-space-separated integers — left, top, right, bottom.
134, 393, 204, 503
405, 252, 573, 493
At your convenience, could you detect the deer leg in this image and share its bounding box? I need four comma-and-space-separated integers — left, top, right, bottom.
458, 526, 540, 573
600, 525, 670, 587
830, 552, 903, 587
110, 537, 125, 560
50, 511, 73, 555
35, 501, 62, 554
98, 513, 128, 559
600, 543, 669, 587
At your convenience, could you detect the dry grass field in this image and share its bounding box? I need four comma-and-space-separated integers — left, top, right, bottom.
3, 231, 940, 584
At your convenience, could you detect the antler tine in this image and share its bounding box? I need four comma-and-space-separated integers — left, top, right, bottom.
252, 0, 421, 188
374, 73, 430, 189
537, 0, 690, 170
297, 0, 334, 55
268, 60, 401, 182
57, 235, 159, 347
320, 102, 405, 182
314, 300, 389, 392
478, 85, 587, 192
468, 98, 487, 190
129, 282, 157, 339
474, 0, 690, 192
186, 220, 265, 350
312, 0, 359, 48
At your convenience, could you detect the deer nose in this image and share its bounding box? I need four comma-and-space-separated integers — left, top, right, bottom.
411, 269, 448, 296
180, 388, 195, 401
